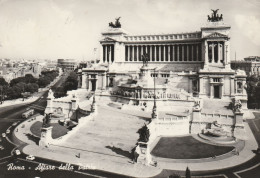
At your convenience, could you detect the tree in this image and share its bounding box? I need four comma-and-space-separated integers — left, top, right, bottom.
0, 78, 8, 86
24, 74, 37, 83
63, 72, 78, 92
246, 75, 260, 108
38, 77, 50, 88
7, 85, 22, 99
25, 83, 39, 93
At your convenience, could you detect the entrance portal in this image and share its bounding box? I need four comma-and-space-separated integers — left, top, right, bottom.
91, 80, 96, 91
214, 85, 220, 98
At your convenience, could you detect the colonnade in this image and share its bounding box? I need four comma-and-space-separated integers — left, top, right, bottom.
208, 41, 225, 64
125, 44, 201, 62
103, 45, 114, 63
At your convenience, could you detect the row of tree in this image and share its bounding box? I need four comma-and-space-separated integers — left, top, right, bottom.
0, 70, 59, 101
54, 71, 78, 98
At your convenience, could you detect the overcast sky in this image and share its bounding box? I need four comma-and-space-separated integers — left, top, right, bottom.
0, 0, 259, 61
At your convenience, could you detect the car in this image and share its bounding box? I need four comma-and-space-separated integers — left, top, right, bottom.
6, 130, 10, 134
2, 133, 6, 137
14, 150, 21, 155
0, 138, 2, 142
26, 155, 35, 160
0, 145, 4, 150
12, 122, 18, 126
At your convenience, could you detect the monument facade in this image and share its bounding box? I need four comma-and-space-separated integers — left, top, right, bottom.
80, 11, 247, 109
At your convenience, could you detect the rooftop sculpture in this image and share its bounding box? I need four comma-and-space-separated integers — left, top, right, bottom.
109, 17, 121, 28
208, 9, 223, 22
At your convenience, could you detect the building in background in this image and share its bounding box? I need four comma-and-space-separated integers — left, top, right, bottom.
231, 56, 260, 76
57, 59, 78, 71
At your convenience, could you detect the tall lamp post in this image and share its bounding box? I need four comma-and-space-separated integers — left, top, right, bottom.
151, 67, 157, 120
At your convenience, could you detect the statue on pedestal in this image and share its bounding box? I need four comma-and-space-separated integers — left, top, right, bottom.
138, 123, 150, 143
42, 113, 51, 128
141, 53, 149, 67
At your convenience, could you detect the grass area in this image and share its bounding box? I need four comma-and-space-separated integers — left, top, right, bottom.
30, 121, 69, 139
151, 136, 234, 159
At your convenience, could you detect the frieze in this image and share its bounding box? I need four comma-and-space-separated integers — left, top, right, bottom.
100, 37, 117, 42
203, 32, 229, 39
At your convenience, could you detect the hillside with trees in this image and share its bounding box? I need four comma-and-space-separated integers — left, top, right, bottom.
0, 70, 59, 101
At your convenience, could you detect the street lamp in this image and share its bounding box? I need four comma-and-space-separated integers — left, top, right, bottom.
151, 67, 157, 120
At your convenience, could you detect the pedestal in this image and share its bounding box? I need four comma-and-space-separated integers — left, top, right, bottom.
39, 126, 53, 147
136, 142, 151, 165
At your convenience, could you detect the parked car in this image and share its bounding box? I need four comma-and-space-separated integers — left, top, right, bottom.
12, 122, 18, 126
14, 150, 21, 155
26, 155, 35, 160
6, 130, 10, 134
2, 133, 6, 137
0, 145, 4, 150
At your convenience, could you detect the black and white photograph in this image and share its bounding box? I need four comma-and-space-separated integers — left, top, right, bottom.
0, 0, 260, 177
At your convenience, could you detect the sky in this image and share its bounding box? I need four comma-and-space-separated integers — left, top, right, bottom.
0, 0, 259, 61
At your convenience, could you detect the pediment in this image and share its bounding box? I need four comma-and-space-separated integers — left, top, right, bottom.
204, 32, 228, 39
100, 37, 117, 42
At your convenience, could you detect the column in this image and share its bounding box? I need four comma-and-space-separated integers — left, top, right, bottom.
234, 78, 237, 94
191, 45, 194, 61
167, 45, 170, 61
141, 46, 143, 58
218, 42, 221, 64
172, 45, 175, 61
159, 46, 161, 61
154, 45, 157, 61
102, 74, 106, 90
127, 46, 130, 61
164, 45, 166, 61
105, 45, 107, 63
132, 45, 134, 61
182, 45, 184, 61
199, 76, 204, 95
103, 45, 106, 63
177, 45, 179, 61
211, 44, 215, 63
109, 45, 112, 63
204, 41, 208, 66
187, 45, 189, 61
137, 45, 139, 61
150, 46, 152, 61
88, 79, 92, 91
242, 80, 246, 95
210, 84, 213, 98
146, 46, 148, 55
82, 74, 86, 89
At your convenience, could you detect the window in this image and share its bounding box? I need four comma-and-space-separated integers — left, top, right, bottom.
213, 78, 220, 82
